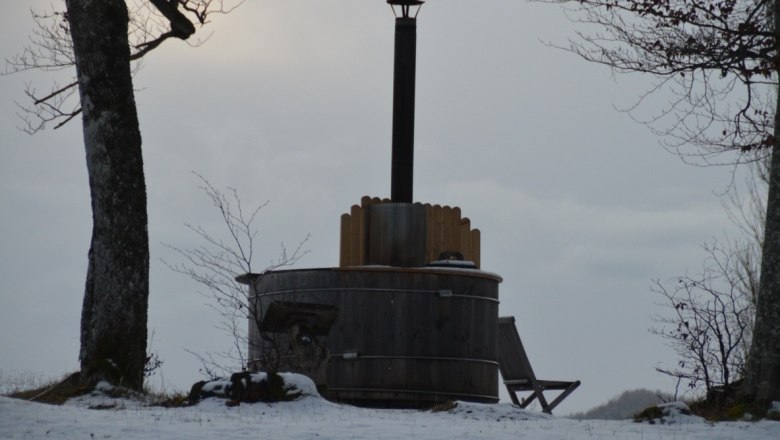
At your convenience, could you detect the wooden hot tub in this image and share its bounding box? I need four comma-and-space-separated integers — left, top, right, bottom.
242, 265, 501, 407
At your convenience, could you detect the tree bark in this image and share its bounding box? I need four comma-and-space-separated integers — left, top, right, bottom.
741, 0, 780, 405
66, 0, 149, 391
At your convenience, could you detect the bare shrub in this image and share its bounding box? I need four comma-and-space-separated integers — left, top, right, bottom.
164, 173, 308, 378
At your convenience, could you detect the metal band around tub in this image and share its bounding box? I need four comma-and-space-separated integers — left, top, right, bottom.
250, 287, 499, 303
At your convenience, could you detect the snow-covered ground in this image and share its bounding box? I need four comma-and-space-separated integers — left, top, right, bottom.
2, 375, 779, 440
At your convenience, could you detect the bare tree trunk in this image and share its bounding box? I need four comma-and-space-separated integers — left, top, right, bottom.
742, 0, 780, 404
66, 0, 149, 391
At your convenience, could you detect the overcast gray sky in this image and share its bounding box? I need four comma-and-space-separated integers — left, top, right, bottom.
0, 0, 749, 413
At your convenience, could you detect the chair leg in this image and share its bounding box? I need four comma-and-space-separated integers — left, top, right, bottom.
520, 390, 539, 409
535, 385, 552, 414
507, 383, 581, 414
545, 381, 581, 414
506, 386, 521, 406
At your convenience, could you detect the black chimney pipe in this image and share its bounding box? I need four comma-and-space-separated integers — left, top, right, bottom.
390, 15, 417, 203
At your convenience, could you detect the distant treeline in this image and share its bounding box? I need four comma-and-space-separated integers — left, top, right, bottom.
569, 389, 673, 420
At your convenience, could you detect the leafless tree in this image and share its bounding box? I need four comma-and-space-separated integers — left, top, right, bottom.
550, 0, 780, 404
6, 0, 241, 390
165, 174, 309, 378
652, 243, 754, 395
723, 158, 768, 302
653, 157, 767, 399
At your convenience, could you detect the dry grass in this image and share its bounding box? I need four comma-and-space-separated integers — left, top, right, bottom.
6, 372, 90, 405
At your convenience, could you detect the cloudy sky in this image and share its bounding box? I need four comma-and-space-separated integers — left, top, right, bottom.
0, 0, 752, 413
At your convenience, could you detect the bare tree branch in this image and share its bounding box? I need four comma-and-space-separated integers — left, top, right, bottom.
651, 242, 754, 396
651, 158, 766, 398
546, 0, 776, 165
4, 1, 243, 134
164, 173, 310, 376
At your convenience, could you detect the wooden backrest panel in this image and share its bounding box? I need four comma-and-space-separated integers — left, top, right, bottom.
339, 196, 481, 268
497, 316, 537, 382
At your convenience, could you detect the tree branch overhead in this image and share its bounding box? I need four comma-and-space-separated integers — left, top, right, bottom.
5, 0, 240, 133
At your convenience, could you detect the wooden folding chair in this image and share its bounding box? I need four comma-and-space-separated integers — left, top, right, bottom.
497, 316, 581, 414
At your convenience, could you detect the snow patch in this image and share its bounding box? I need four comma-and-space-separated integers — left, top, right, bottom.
442, 401, 552, 422
657, 402, 704, 424
2, 395, 779, 439
278, 372, 319, 397
193, 372, 322, 405
94, 381, 114, 392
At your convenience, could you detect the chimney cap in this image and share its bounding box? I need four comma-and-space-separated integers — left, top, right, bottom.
388, 0, 424, 18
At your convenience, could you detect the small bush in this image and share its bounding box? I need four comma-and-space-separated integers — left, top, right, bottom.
633, 406, 664, 423
688, 398, 766, 421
